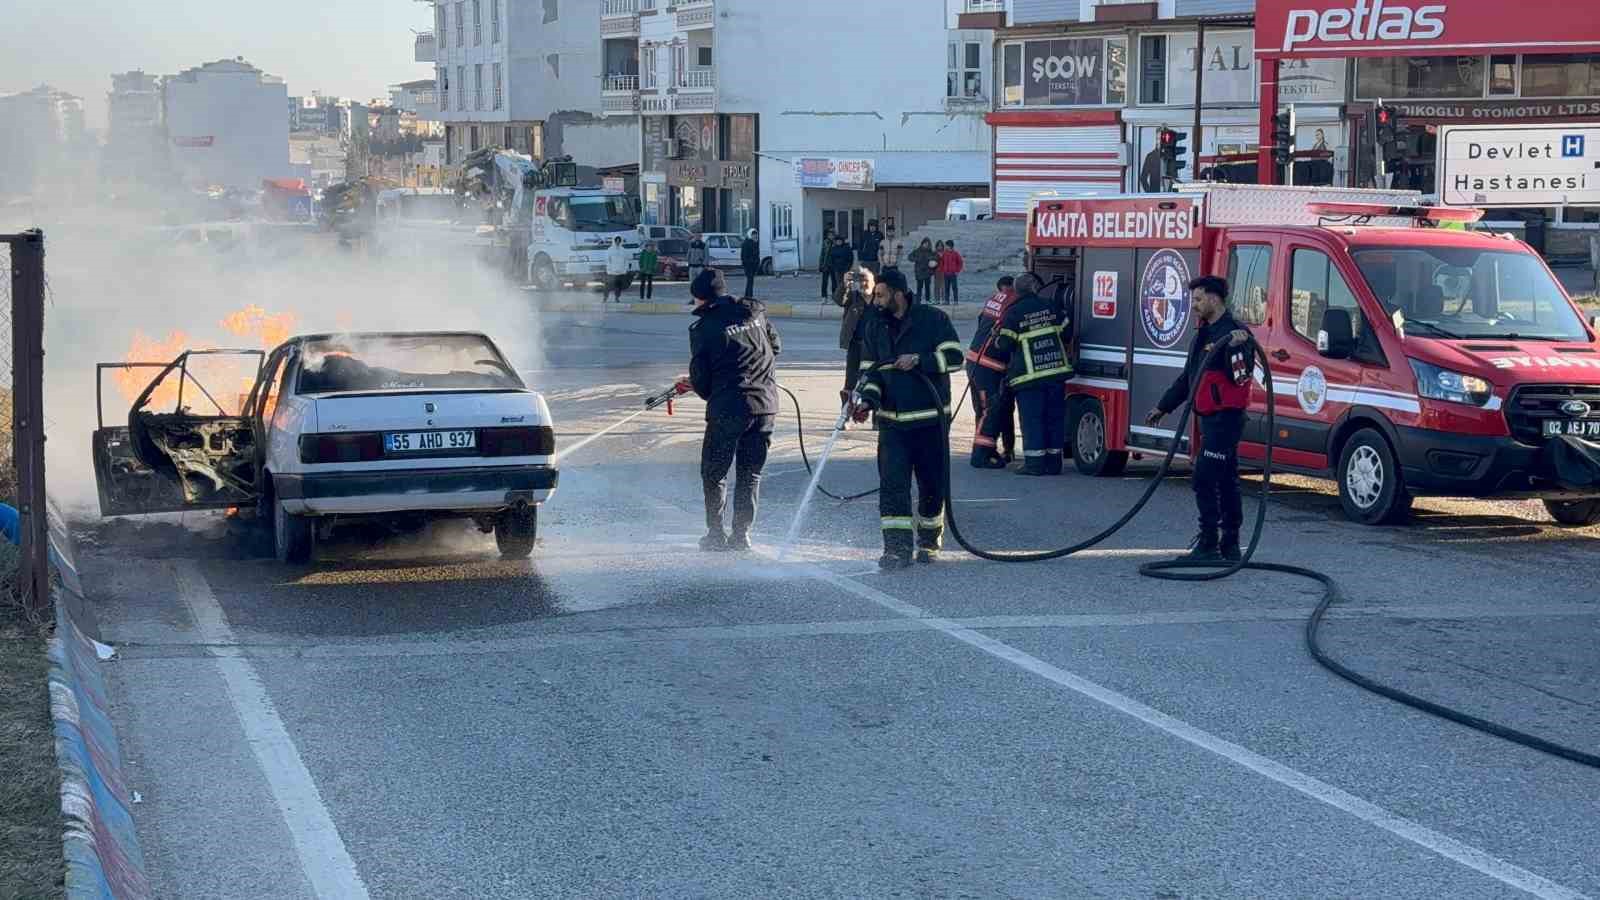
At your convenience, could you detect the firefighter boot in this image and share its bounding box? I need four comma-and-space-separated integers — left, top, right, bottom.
970, 450, 1007, 469
1182, 529, 1221, 562
1220, 529, 1242, 562
700, 530, 729, 552
1044, 451, 1064, 475
879, 553, 913, 571
1017, 455, 1050, 476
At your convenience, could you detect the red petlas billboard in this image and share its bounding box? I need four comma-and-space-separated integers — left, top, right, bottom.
1029, 198, 1200, 248
1255, 0, 1600, 58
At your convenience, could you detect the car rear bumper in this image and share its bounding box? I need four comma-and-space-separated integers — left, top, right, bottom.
277, 465, 559, 516
1393, 426, 1600, 499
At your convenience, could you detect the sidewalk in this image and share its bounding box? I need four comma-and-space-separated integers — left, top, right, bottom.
524, 271, 985, 320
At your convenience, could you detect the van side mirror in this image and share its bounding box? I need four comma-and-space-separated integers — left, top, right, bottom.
1318, 308, 1357, 359
1590, 312, 1600, 332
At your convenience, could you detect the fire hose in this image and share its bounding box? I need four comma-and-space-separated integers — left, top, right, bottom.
758, 340, 1600, 770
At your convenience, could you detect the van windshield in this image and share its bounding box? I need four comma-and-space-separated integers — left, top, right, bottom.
1351, 247, 1588, 341
551, 195, 638, 233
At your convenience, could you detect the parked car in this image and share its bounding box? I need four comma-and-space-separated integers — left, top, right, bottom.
653, 238, 692, 279
945, 198, 992, 221
638, 224, 693, 244
92, 331, 559, 563
700, 233, 747, 271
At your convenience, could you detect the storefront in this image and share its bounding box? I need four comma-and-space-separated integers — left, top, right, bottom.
1254, 0, 1600, 255
639, 113, 757, 236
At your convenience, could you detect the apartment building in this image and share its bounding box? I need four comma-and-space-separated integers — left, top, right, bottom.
162, 58, 291, 190
430, 0, 637, 168
615, 0, 993, 272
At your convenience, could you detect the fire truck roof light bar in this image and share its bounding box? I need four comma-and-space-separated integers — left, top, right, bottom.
1305, 202, 1485, 223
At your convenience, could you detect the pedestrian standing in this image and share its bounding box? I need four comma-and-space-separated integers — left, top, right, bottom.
910, 238, 936, 300
931, 241, 947, 304
676, 269, 783, 552
941, 240, 965, 304
605, 236, 631, 303
688, 233, 708, 287
740, 228, 761, 299
858, 220, 884, 275
848, 269, 966, 570
828, 236, 855, 306
967, 276, 1018, 468
992, 273, 1072, 476
638, 241, 659, 300
880, 236, 904, 275
1145, 275, 1254, 562
818, 227, 837, 301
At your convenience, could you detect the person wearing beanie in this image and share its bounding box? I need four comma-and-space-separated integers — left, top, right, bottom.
676, 268, 783, 551
847, 267, 965, 570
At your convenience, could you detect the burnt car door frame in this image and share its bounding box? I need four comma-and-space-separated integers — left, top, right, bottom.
92, 349, 267, 517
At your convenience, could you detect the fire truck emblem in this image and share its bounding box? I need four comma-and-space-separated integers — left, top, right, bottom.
1297, 365, 1328, 415
1139, 249, 1192, 349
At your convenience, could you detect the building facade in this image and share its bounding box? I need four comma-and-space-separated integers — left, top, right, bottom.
430, 0, 638, 168
106, 72, 165, 185
162, 59, 290, 191
620, 0, 993, 272
0, 85, 89, 198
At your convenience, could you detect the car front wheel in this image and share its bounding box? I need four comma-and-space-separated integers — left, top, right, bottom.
1071, 399, 1128, 477
1336, 428, 1413, 525
274, 492, 314, 564
495, 505, 538, 559
1543, 498, 1600, 526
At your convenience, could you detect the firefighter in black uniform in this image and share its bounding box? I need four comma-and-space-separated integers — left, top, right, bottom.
1145, 275, 1254, 562
992, 273, 1074, 476
678, 268, 783, 552
966, 276, 1018, 469
849, 269, 966, 570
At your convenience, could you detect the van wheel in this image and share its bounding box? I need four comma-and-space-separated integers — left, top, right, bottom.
531, 256, 558, 291
1543, 498, 1600, 526
1337, 428, 1412, 525
1071, 400, 1128, 477
495, 505, 538, 559
761, 257, 775, 276
273, 489, 314, 564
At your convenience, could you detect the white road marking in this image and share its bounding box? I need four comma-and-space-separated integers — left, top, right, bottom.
786, 557, 1588, 900
173, 561, 371, 900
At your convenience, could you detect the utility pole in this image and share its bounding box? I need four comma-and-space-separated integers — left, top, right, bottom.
1192, 20, 1206, 185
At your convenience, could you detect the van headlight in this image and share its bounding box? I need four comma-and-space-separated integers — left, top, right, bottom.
1410, 359, 1493, 407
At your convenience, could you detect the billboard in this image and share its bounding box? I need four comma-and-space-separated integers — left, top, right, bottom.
1256, 0, 1600, 59
1438, 124, 1600, 207
1023, 39, 1106, 106
794, 158, 875, 191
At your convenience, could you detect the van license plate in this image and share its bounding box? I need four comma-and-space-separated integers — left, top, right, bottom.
1543, 419, 1600, 438
384, 430, 476, 453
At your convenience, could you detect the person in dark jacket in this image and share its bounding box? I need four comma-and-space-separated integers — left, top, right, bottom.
1145, 275, 1254, 562
838, 267, 876, 407
740, 229, 761, 298
818, 228, 837, 300
966, 276, 1018, 468
688, 235, 708, 286
677, 268, 783, 552
992, 273, 1073, 475
857, 221, 884, 275
909, 238, 937, 300
848, 269, 965, 570
827, 236, 855, 305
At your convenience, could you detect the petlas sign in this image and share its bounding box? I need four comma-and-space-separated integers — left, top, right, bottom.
1256, 0, 1600, 58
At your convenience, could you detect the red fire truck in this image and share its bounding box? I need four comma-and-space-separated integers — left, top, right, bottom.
1025, 184, 1600, 526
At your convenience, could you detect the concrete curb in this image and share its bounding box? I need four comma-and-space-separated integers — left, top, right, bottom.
47, 513, 150, 900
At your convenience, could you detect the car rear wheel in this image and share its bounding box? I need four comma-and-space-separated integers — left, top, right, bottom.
1543, 498, 1600, 526
1337, 428, 1413, 525
495, 505, 538, 559
760, 257, 775, 276
1071, 399, 1128, 477
531, 256, 558, 291
273, 492, 314, 564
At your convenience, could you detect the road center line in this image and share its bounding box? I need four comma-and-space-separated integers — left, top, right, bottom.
785, 556, 1587, 900
173, 560, 371, 900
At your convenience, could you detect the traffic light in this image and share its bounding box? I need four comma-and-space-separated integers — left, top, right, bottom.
1272, 107, 1297, 167
1374, 104, 1408, 168
1158, 128, 1187, 182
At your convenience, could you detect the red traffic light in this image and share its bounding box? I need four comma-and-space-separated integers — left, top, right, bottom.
1160, 129, 1176, 145
1376, 108, 1392, 125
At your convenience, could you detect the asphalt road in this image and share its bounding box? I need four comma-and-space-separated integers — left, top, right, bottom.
87, 308, 1600, 899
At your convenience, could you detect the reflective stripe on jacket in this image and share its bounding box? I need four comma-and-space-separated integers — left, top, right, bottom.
857, 303, 965, 429
993, 289, 1073, 390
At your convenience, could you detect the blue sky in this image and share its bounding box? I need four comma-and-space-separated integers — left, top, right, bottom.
3, 0, 435, 128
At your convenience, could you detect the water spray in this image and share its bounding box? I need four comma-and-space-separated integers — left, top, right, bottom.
554, 381, 690, 464
777, 388, 862, 561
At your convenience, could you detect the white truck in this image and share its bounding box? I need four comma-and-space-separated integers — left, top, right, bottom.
524, 186, 642, 290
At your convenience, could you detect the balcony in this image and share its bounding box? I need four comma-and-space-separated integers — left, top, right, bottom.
679, 67, 715, 90
414, 32, 436, 64
603, 74, 641, 114
676, 0, 714, 30
958, 0, 1006, 28
604, 74, 640, 92
601, 0, 640, 36
603, 93, 640, 114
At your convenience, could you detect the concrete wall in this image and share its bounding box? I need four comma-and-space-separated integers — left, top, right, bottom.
551, 115, 639, 169
163, 65, 290, 190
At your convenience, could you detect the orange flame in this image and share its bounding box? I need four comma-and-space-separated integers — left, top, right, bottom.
113, 331, 194, 408
220, 305, 297, 349
113, 305, 300, 415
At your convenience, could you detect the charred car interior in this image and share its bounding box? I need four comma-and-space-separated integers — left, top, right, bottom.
94, 350, 266, 517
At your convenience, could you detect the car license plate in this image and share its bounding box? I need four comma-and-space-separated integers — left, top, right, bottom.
383, 430, 476, 453
1543, 419, 1600, 438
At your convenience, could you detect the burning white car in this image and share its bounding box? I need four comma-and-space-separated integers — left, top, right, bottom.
93, 331, 558, 562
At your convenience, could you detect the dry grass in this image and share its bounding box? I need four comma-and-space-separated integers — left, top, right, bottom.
0, 533, 64, 900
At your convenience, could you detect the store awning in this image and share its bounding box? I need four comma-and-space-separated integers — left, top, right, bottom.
867, 152, 990, 188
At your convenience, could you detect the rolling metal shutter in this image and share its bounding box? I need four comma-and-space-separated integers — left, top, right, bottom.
994, 125, 1125, 216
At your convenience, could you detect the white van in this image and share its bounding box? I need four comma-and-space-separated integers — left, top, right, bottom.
945, 198, 992, 221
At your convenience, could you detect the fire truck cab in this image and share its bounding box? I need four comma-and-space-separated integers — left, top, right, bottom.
1026, 184, 1600, 526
